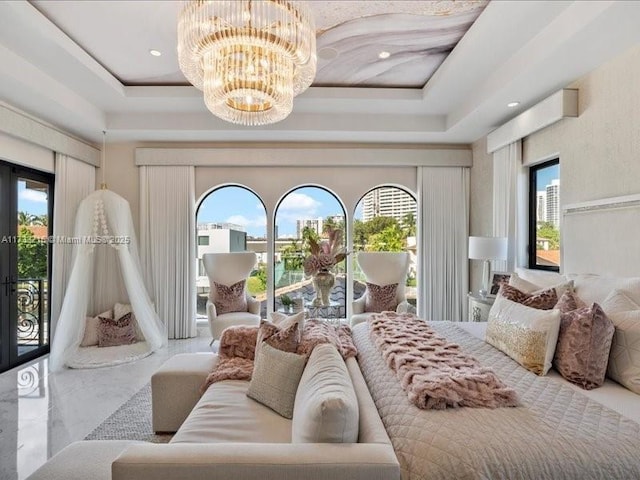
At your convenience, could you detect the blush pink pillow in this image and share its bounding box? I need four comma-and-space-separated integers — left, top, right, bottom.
553, 303, 615, 390
97, 312, 137, 347
364, 282, 398, 313
213, 280, 247, 314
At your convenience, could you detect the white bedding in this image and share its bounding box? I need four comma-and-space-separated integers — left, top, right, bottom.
456, 321, 640, 425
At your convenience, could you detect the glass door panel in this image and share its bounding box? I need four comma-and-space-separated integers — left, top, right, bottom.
0, 161, 53, 373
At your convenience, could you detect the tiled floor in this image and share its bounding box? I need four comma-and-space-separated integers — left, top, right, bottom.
0, 328, 213, 480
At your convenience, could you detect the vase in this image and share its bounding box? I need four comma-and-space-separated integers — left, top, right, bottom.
312, 270, 335, 306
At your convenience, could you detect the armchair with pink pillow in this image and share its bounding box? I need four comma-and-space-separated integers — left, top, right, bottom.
351, 251, 412, 327
203, 252, 261, 344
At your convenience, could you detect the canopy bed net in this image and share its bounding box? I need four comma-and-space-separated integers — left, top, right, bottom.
50, 189, 167, 370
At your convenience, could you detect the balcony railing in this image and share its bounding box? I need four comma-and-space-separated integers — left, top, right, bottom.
17, 278, 47, 347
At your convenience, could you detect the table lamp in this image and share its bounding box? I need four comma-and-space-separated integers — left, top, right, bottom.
468, 236, 508, 298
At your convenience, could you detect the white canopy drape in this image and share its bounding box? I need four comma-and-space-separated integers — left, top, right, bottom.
50, 189, 167, 371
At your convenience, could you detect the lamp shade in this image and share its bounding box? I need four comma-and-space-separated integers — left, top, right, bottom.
468, 236, 508, 261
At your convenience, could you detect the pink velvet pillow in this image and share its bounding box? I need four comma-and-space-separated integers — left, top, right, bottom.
97, 312, 137, 347
553, 303, 615, 390
499, 283, 558, 310
364, 282, 398, 313
214, 279, 247, 314
257, 319, 300, 353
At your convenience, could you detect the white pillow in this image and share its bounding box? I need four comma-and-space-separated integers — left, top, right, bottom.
508, 272, 574, 299
514, 267, 566, 289
292, 343, 359, 443
485, 294, 561, 376
80, 309, 112, 347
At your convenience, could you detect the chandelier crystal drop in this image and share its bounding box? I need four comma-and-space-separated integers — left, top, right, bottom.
178, 0, 316, 126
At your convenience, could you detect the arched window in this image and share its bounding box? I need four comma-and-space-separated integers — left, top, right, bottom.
196, 185, 267, 319
353, 186, 418, 307
274, 186, 347, 321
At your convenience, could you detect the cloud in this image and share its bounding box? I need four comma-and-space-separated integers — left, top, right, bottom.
226, 214, 267, 228
278, 193, 321, 213
20, 189, 47, 203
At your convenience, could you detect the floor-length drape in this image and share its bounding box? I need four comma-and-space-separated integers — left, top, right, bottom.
492, 140, 526, 272
418, 167, 469, 321
140, 166, 196, 339
51, 153, 95, 336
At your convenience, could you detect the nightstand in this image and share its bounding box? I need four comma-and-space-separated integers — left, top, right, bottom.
467, 293, 495, 322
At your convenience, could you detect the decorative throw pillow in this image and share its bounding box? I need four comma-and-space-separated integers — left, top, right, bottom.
218, 325, 259, 360
364, 282, 398, 313
97, 312, 137, 347
605, 310, 640, 394
553, 303, 615, 390
113, 303, 144, 341
499, 283, 558, 310
269, 310, 305, 332
602, 290, 640, 394
257, 319, 300, 353
213, 280, 247, 315
246, 342, 307, 419
292, 343, 359, 443
486, 294, 561, 375
80, 309, 112, 347
555, 290, 587, 313
509, 272, 574, 299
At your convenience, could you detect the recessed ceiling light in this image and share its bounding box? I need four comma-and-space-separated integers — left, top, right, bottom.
149, 49, 162, 57
507, 101, 520, 108
378, 51, 391, 59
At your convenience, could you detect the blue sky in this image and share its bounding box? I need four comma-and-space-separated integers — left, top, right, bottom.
18, 180, 48, 217
536, 163, 559, 191
197, 186, 359, 238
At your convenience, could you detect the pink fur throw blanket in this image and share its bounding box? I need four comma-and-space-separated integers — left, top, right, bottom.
201, 319, 357, 393
368, 312, 519, 409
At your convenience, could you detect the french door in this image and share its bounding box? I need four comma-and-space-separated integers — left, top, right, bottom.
0, 161, 54, 373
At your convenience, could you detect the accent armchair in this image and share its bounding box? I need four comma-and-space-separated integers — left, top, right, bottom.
203, 252, 261, 344
351, 251, 412, 327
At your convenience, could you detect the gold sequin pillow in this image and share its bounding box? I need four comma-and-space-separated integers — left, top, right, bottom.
486, 294, 561, 375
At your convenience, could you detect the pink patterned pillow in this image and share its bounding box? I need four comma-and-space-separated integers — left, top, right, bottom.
364, 282, 398, 313
97, 312, 137, 347
257, 319, 300, 353
553, 303, 615, 390
555, 290, 587, 313
214, 280, 247, 314
499, 283, 558, 310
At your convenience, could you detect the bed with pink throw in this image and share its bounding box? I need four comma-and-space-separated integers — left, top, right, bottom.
352, 320, 640, 480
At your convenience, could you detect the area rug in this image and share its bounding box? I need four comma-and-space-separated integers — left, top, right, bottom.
85, 383, 172, 443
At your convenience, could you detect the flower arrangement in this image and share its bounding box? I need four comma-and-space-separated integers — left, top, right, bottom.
303, 228, 348, 276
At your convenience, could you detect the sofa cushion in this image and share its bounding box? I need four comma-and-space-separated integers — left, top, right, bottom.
171, 379, 292, 444
292, 343, 359, 443
246, 343, 307, 419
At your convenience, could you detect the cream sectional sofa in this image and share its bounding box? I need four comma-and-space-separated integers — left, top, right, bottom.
28, 344, 400, 480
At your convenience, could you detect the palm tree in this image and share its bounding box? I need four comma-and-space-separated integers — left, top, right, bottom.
18, 211, 33, 226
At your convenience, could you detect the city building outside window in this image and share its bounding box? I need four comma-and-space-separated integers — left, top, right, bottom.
529, 159, 560, 271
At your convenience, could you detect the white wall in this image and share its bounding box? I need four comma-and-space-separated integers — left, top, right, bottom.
471, 44, 640, 278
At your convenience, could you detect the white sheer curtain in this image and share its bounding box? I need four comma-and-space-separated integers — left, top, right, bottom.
51, 153, 95, 336
140, 166, 197, 339
492, 140, 527, 272
418, 167, 470, 321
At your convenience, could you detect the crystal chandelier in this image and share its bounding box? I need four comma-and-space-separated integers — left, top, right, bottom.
178, 0, 316, 126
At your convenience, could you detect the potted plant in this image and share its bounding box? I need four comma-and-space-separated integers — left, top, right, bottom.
280, 294, 294, 313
